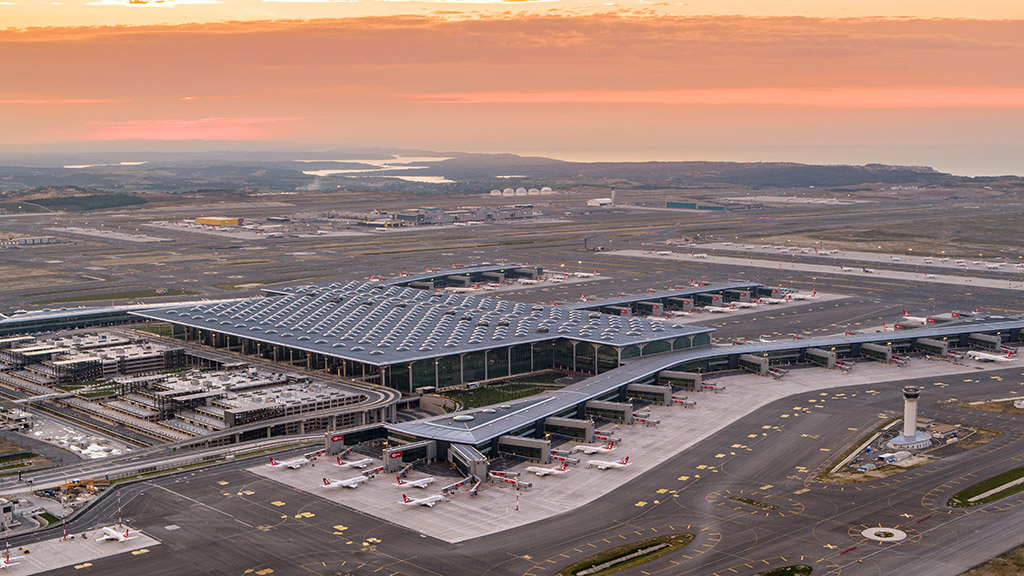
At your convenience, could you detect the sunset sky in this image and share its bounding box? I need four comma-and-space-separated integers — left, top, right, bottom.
3, 1, 1024, 175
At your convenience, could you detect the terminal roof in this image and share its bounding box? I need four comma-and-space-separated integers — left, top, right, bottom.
387, 317, 1024, 445
133, 281, 710, 366
563, 282, 763, 310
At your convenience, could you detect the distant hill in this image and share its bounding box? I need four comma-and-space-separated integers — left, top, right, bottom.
0, 149, 1010, 195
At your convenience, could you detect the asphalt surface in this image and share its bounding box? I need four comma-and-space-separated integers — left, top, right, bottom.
15, 367, 1024, 576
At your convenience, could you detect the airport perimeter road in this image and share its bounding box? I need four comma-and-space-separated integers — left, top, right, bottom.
25, 368, 1024, 576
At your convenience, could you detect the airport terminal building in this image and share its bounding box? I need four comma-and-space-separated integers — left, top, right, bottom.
132, 281, 717, 392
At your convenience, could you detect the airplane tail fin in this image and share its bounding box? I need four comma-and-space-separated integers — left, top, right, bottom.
620, 457, 629, 465
269, 457, 278, 465
402, 494, 412, 503
337, 457, 343, 465
323, 478, 330, 486
396, 476, 406, 485
559, 462, 568, 471
902, 309, 909, 317
811, 291, 816, 297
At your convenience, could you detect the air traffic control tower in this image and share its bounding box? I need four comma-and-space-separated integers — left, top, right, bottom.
888, 385, 932, 450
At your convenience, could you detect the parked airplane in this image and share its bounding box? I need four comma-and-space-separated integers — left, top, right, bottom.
97, 526, 140, 542
525, 462, 570, 477
965, 350, 1015, 363
901, 310, 931, 325
667, 310, 693, 317
401, 493, 445, 507
517, 279, 539, 285
336, 457, 373, 469
986, 262, 1005, 269
322, 476, 368, 489
692, 253, 709, 259
268, 456, 309, 469
654, 250, 673, 255
395, 476, 436, 489
761, 295, 791, 305
839, 266, 855, 271
732, 299, 761, 308
702, 303, 737, 313
586, 456, 630, 470
573, 442, 615, 455
789, 291, 818, 300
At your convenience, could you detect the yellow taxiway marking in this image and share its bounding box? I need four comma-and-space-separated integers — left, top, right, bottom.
132, 549, 150, 556
657, 489, 669, 494
256, 570, 274, 575
823, 544, 838, 550
820, 448, 831, 452
635, 501, 648, 507
715, 453, 726, 458
697, 465, 708, 469
677, 475, 690, 481
759, 484, 773, 490
74, 563, 93, 569
793, 488, 810, 495
270, 501, 286, 507
748, 434, 759, 438
780, 414, 790, 418
901, 513, 913, 518
848, 427, 858, 431
295, 512, 315, 518
217, 481, 229, 486
334, 525, 348, 531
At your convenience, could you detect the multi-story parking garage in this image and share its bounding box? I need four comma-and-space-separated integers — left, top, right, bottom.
132, 281, 715, 392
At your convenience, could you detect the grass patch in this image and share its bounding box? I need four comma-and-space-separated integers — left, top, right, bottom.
37, 512, 60, 526
731, 496, 779, 510
132, 323, 175, 337
0, 451, 36, 464
32, 193, 146, 212
556, 533, 694, 576
444, 383, 561, 409
960, 401, 1024, 418
755, 566, 813, 576
948, 465, 1024, 507
815, 418, 898, 483
0, 201, 50, 213
33, 288, 194, 305
506, 371, 569, 385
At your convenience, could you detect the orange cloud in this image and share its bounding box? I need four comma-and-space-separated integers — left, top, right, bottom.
0, 98, 130, 104
1, 15, 1024, 158
402, 87, 1024, 108
85, 116, 305, 140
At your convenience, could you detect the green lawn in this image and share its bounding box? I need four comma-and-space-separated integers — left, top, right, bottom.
949, 465, 1024, 507
444, 383, 560, 409
33, 288, 195, 305
557, 533, 694, 576
37, 512, 61, 526
507, 371, 569, 385
756, 566, 813, 576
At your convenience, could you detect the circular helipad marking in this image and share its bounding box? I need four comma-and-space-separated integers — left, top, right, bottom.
861, 527, 907, 542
